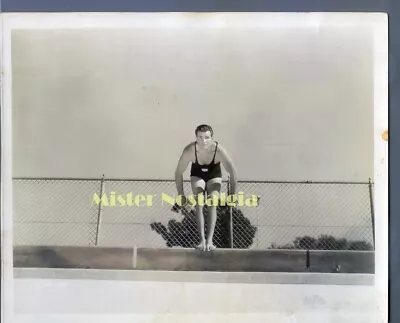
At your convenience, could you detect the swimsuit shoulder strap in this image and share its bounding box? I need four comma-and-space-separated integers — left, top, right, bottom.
212, 141, 218, 163
194, 142, 198, 163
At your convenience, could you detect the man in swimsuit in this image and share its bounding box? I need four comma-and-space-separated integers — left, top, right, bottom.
174, 124, 238, 251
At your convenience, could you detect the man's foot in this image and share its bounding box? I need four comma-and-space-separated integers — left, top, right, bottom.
196, 241, 206, 251
206, 242, 217, 251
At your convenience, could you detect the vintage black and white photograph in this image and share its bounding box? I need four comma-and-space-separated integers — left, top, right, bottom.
2, 13, 388, 323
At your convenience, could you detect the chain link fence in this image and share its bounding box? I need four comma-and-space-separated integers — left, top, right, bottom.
12, 177, 375, 251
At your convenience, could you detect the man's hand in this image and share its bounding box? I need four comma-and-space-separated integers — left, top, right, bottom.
177, 195, 188, 207
171, 195, 188, 212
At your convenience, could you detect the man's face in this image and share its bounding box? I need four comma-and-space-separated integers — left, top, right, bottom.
196, 131, 213, 149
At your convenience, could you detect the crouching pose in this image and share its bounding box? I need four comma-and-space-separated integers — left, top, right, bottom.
174, 124, 238, 251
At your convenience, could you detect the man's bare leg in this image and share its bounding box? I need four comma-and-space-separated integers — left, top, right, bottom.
191, 176, 206, 251
195, 204, 206, 251
206, 199, 218, 251
205, 178, 222, 251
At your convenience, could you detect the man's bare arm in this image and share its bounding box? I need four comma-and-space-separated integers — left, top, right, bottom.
174, 145, 192, 196
218, 145, 238, 194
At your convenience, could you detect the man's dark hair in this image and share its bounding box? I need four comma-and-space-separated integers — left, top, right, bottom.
195, 124, 214, 136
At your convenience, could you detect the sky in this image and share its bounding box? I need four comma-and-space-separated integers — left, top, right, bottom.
11, 25, 374, 182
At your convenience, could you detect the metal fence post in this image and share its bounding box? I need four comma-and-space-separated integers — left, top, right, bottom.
227, 176, 233, 248
95, 174, 105, 246
368, 177, 375, 249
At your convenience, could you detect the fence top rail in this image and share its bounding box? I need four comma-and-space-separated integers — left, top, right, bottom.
12, 176, 373, 185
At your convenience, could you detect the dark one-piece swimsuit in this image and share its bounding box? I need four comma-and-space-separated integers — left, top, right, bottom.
190, 142, 222, 182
